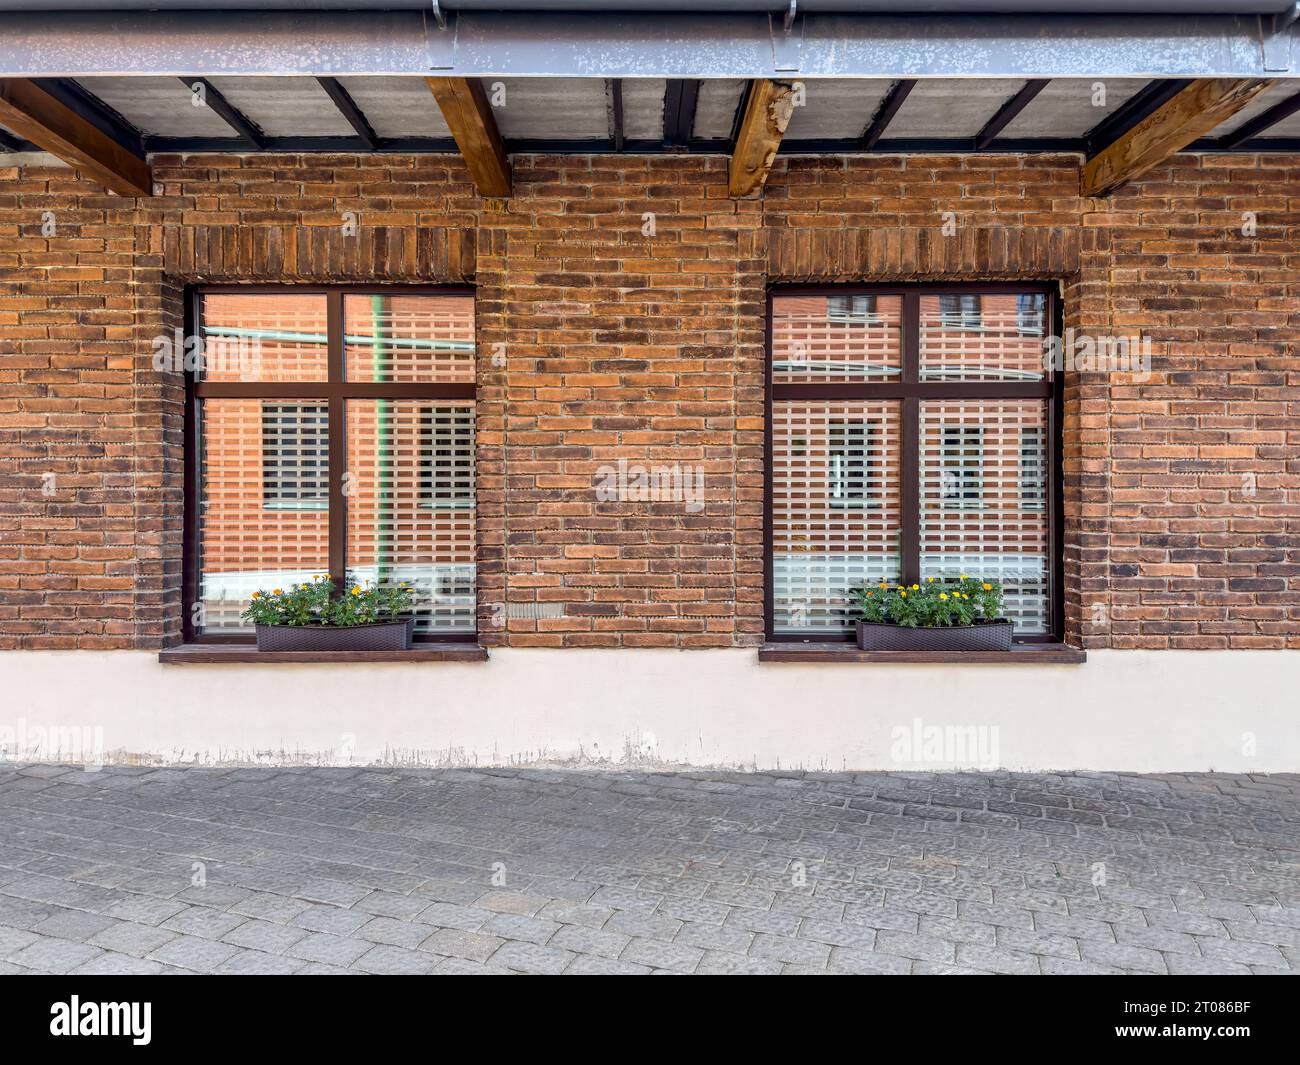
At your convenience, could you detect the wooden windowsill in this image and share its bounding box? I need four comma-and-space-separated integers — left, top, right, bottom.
159, 643, 488, 664
758, 642, 1086, 664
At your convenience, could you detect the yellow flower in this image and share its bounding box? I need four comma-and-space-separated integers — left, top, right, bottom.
911, 584, 920, 591
865, 591, 874, 598
982, 582, 992, 591
899, 590, 907, 598
939, 593, 948, 601
251, 591, 261, 600
272, 588, 282, 596
960, 574, 969, 580
927, 577, 935, 583
351, 586, 361, 596
962, 594, 970, 600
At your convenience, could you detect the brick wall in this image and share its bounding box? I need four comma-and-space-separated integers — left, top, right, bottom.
0, 151, 1295, 650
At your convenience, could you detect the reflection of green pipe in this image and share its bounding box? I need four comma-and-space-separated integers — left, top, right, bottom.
373, 296, 391, 585
201, 325, 472, 351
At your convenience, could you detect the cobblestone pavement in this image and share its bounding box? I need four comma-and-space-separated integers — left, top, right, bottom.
1, 764, 1298, 975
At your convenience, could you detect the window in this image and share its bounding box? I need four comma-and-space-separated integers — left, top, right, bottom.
261, 402, 328, 510
938, 293, 981, 330
768, 286, 1058, 641
187, 288, 477, 641
828, 420, 876, 507
1016, 293, 1045, 335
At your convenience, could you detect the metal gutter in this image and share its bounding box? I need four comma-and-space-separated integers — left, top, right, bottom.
0, 10, 1293, 78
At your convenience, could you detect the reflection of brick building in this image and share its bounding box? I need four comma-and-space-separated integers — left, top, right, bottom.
197, 293, 476, 632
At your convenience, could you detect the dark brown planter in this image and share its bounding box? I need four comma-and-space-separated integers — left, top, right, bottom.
856, 619, 1014, 652
254, 619, 414, 652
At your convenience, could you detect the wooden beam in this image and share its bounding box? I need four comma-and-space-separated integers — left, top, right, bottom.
425, 76, 511, 197
728, 79, 795, 198
1082, 78, 1272, 198
0, 78, 150, 196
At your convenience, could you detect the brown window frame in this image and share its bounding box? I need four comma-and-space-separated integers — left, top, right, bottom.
182, 284, 477, 644
764, 282, 1064, 644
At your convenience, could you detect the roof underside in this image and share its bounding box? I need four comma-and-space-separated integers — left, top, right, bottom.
3, 75, 1298, 158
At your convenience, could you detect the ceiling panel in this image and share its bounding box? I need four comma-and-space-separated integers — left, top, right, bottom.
786, 79, 893, 140
206, 76, 355, 137
621, 78, 665, 141
76, 77, 238, 139
487, 78, 608, 140
887, 79, 1026, 139
693, 79, 746, 140
1210, 82, 1300, 139
336, 77, 451, 139
1000, 78, 1151, 138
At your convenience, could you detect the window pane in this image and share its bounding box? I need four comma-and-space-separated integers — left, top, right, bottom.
920, 292, 1047, 381
346, 399, 475, 634
772, 400, 902, 633
920, 399, 1049, 633
200, 293, 328, 382
344, 294, 475, 383
772, 294, 902, 383
198, 399, 330, 633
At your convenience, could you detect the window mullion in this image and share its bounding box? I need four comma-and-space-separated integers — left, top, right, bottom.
326, 292, 346, 589
901, 293, 921, 586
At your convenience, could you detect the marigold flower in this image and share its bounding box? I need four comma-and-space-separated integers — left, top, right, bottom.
982, 582, 992, 590
911, 584, 920, 591
251, 591, 261, 600
899, 590, 907, 598
272, 588, 282, 596
351, 586, 361, 596
939, 593, 948, 601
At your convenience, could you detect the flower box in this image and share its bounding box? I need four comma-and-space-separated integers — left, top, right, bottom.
254, 619, 414, 652
856, 619, 1013, 652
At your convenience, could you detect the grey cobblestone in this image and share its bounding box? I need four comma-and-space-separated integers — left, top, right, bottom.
1, 764, 1296, 976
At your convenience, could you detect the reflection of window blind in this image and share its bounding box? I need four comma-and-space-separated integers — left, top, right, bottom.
261, 402, 329, 508
420, 406, 476, 506
1020, 426, 1045, 509
826, 295, 878, 323
939, 425, 984, 507
938, 293, 981, 329
828, 420, 876, 506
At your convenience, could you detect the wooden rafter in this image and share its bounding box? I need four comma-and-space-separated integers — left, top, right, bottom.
728, 79, 796, 198
425, 76, 511, 197
1082, 78, 1273, 198
0, 78, 151, 196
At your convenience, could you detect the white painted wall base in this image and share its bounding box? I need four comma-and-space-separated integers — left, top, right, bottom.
0, 649, 1295, 774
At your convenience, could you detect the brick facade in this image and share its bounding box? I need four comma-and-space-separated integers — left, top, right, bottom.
0, 152, 1296, 650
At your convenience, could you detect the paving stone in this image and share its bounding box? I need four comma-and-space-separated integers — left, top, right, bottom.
550, 923, 631, 959
828, 947, 912, 975
88, 922, 179, 958
355, 916, 437, 949
605, 909, 683, 942
287, 932, 372, 967
420, 927, 505, 962
750, 933, 831, 967
476, 890, 549, 916
147, 935, 242, 973
161, 906, 249, 941
215, 949, 306, 975
415, 901, 493, 931
874, 929, 956, 963
696, 952, 784, 975
490, 941, 576, 975
565, 954, 654, 975
620, 938, 704, 973
290, 904, 372, 937
104, 896, 188, 927
1079, 941, 1168, 974
29, 908, 118, 942
71, 952, 168, 975
222, 919, 310, 954
955, 943, 1040, 975
352, 944, 439, 974
481, 913, 561, 945
8, 937, 103, 973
